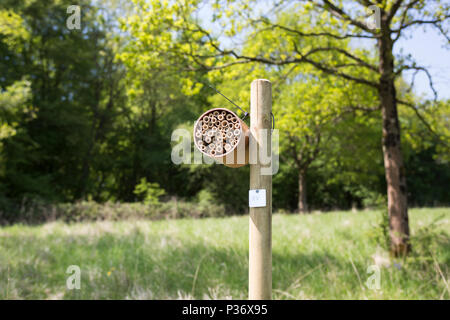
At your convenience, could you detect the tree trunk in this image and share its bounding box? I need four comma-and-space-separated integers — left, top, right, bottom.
378, 22, 411, 256
298, 169, 308, 213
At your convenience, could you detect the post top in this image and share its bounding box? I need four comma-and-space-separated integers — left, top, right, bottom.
252, 79, 271, 84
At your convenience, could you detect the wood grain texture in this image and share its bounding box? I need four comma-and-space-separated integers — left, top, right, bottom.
249, 79, 272, 300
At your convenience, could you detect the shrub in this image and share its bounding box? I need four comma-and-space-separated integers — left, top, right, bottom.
133, 178, 166, 205
0, 198, 227, 225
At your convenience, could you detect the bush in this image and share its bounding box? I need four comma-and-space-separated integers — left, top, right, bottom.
0, 199, 227, 225
133, 178, 166, 205
366, 208, 390, 251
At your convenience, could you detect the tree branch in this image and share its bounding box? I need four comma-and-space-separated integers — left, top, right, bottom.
397, 99, 449, 147
387, 0, 405, 23
254, 18, 378, 40
181, 20, 380, 88
292, 42, 379, 87
392, 0, 421, 42
315, 0, 376, 34
392, 15, 450, 34
395, 65, 438, 100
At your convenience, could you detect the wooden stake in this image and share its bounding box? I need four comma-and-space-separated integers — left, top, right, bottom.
249, 79, 272, 300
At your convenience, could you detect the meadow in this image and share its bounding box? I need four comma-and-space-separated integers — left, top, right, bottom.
0, 208, 448, 300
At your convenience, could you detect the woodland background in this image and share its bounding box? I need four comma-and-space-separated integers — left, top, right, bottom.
0, 0, 449, 222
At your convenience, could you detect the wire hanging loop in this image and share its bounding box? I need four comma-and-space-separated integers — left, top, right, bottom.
206, 83, 249, 120
271, 112, 275, 130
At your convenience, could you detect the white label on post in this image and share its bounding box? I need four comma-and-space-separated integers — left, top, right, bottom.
249, 189, 267, 208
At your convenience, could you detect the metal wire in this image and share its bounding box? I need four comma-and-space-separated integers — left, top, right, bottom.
206, 83, 249, 120
204, 82, 275, 127
271, 112, 275, 130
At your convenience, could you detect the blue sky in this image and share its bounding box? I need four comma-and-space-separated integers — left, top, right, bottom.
395, 25, 450, 100
198, 3, 449, 101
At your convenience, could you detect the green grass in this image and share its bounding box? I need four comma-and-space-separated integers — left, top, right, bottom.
0, 208, 449, 299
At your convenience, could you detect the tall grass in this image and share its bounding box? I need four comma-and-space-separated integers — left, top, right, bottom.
0, 208, 448, 299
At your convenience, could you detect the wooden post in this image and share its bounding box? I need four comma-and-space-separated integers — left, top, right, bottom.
249, 79, 272, 300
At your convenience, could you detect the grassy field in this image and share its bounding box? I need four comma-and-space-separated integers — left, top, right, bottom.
0, 208, 448, 300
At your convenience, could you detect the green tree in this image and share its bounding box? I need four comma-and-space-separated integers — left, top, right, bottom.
133, 178, 166, 204
125, 0, 449, 255
0, 0, 126, 201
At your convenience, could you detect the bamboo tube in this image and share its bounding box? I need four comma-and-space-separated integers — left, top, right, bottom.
210, 149, 216, 156
193, 107, 249, 168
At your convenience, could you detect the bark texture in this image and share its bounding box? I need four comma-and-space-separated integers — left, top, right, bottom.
378, 15, 410, 256
298, 170, 308, 213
